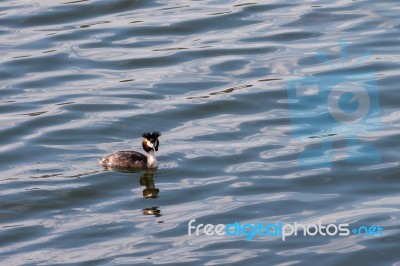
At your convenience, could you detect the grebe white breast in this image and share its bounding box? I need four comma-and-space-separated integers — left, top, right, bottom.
99, 131, 161, 169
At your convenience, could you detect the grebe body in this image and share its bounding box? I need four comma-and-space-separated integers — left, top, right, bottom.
100, 131, 160, 170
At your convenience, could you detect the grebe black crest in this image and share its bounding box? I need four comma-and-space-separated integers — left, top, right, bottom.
99, 131, 161, 169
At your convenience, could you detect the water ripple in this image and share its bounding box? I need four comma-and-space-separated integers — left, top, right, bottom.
1, 0, 399, 265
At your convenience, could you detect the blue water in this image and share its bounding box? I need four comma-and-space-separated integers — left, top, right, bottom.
1, 0, 399, 265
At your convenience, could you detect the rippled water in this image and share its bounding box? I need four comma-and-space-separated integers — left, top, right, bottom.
1, 0, 400, 265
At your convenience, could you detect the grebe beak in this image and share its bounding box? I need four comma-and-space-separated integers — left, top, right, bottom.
149, 142, 155, 152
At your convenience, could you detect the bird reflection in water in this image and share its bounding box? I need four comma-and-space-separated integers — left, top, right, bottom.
140, 169, 159, 198
143, 207, 161, 217
140, 169, 161, 217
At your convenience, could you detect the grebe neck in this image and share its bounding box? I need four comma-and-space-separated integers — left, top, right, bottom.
146, 150, 158, 168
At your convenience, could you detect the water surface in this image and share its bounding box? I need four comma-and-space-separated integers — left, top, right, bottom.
1, 0, 400, 265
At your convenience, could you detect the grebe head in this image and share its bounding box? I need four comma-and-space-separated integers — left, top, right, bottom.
142, 131, 161, 153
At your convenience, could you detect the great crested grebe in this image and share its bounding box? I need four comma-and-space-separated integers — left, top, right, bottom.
99, 131, 161, 169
